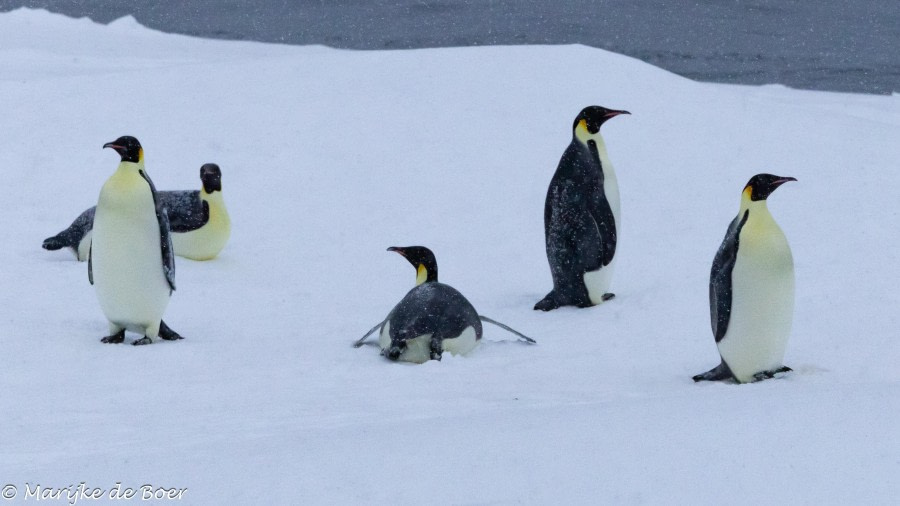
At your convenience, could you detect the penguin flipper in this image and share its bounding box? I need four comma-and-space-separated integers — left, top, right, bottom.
692, 360, 735, 382
87, 244, 93, 285
479, 315, 536, 344
139, 170, 176, 292
710, 211, 750, 342
353, 319, 386, 348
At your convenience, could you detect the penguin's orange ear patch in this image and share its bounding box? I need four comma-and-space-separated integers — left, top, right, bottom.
577, 119, 588, 131
742, 186, 753, 200
138, 148, 144, 162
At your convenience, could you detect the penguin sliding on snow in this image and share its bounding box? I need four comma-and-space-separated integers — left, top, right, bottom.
694, 174, 796, 383
43, 163, 230, 261
535, 105, 630, 311
89, 136, 183, 345
353, 246, 535, 363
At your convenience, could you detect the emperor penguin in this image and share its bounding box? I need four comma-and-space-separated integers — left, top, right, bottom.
43, 163, 230, 261
378, 246, 483, 363
535, 105, 630, 311
90, 136, 183, 345
694, 174, 796, 383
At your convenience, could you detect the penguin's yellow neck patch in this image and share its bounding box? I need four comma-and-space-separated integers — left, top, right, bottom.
416, 264, 428, 285
574, 119, 601, 146
138, 148, 144, 163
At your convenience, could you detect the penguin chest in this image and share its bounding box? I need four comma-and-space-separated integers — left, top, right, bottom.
172, 196, 231, 260
92, 175, 170, 330
718, 223, 794, 382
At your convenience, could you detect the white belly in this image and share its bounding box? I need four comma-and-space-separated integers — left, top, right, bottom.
171, 197, 230, 260
717, 229, 794, 383
379, 322, 478, 363
92, 180, 170, 336
584, 258, 616, 304
76, 229, 92, 262
584, 148, 620, 305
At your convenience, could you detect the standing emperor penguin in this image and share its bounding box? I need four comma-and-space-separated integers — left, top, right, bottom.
90, 136, 183, 345
694, 174, 796, 383
378, 246, 483, 363
43, 163, 230, 261
535, 105, 630, 311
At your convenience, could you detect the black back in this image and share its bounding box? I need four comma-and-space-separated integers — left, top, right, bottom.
709, 209, 750, 342
542, 138, 617, 305
384, 282, 483, 345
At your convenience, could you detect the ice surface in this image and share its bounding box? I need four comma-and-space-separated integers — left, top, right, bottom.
1, 8, 898, 505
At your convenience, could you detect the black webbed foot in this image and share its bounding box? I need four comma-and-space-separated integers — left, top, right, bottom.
693, 361, 735, 382
752, 366, 792, 382
158, 320, 184, 341
430, 336, 443, 361
132, 336, 153, 346
100, 330, 125, 344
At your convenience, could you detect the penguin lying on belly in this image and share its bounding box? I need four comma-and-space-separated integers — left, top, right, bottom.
354, 246, 535, 363
535, 105, 630, 311
44, 163, 230, 261
694, 174, 797, 383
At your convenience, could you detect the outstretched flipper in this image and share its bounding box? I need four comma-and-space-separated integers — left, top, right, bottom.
353, 319, 386, 348
158, 320, 184, 341
479, 315, 537, 344
692, 360, 734, 382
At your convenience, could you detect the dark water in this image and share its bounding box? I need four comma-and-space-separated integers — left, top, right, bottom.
3, 0, 898, 95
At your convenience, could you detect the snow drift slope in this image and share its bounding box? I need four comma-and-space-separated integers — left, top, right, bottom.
1, 8, 898, 505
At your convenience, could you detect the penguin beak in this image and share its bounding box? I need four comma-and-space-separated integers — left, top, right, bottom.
103, 142, 125, 155
774, 176, 797, 186
604, 109, 631, 118
387, 246, 406, 257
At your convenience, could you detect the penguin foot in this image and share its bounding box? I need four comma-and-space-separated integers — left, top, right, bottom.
752, 366, 792, 382
100, 330, 125, 344
601, 293, 615, 302
158, 320, 184, 341
692, 361, 734, 382
132, 336, 153, 346
534, 293, 560, 311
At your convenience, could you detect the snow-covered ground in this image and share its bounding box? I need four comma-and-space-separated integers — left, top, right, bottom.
1, 8, 898, 505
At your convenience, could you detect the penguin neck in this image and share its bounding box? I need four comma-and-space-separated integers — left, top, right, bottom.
739, 193, 776, 227
574, 130, 616, 181
114, 159, 146, 177
201, 187, 223, 203
415, 264, 437, 286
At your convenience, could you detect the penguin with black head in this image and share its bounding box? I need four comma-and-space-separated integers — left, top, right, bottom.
535, 105, 630, 311
694, 173, 796, 383
89, 136, 183, 345
43, 163, 230, 261
354, 246, 535, 363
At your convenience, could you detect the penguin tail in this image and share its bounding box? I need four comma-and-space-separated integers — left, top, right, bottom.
42, 234, 69, 251
692, 361, 735, 382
